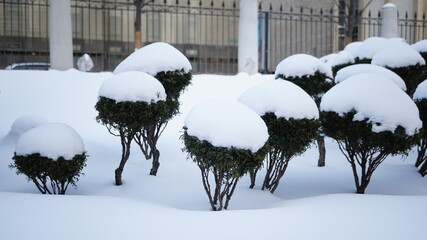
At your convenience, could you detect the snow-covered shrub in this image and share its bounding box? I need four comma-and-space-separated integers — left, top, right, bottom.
238, 81, 319, 193
343, 41, 362, 57
326, 51, 355, 77
10, 123, 87, 194
183, 99, 268, 211
275, 53, 333, 167
372, 45, 426, 97
114, 42, 192, 176
411, 39, 427, 64
413, 81, 427, 176
354, 37, 408, 64
2, 114, 48, 143
320, 73, 421, 194
95, 71, 167, 185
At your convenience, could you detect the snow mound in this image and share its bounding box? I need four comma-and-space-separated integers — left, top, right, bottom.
275, 54, 333, 79
113, 42, 192, 76
344, 41, 362, 56
15, 123, 85, 160
382, 3, 396, 8
411, 39, 427, 53
320, 73, 421, 135
413, 80, 427, 101
326, 51, 355, 67
9, 114, 48, 138
335, 64, 406, 91
319, 53, 337, 63
98, 71, 166, 103
184, 98, 269, 153
355, 37, 407, 60
372, 45, 425, 68
238, 80, 319, 120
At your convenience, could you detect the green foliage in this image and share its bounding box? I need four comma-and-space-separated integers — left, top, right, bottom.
354, 57, 372, 64
154, 69, 192, 101
182, 130, 268, 177
332, 63, 353, 78
386, 64, 426, 97
10, 153, 87, 194
416, 99, 427, 138
420, 52, 427, 64
262, 113, 319, 159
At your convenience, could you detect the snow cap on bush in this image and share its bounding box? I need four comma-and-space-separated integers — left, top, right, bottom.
320, 73, 421, 135
326, 51, 355, 67
9, 114, 48, 138
372, 45, 425, 68
15, 123, 85, 160
184, 98, 269, 153
275, 54, 333, 78
411, 39, 427, 53
413, 79, 427, 101
344, 41, 362, 56
356, 37, 408, 60
238, 80, 319, 120
335, 64, 406, 90
98, 71, 166, 103
113, 42, 192, 76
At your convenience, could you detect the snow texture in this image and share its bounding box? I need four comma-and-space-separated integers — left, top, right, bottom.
98, 71, 166, 103
326, 51, 355, 67
335, 64, 406, 91
275, 54, 333, 79
113, 42, 192, 76
382, 3, 396, 8
344, 41, 362, 56
411, 39, 427, 53
372, 45, 425, 68
321, 73, 421, 135
413, 80, 427, 101
15, 123, 85, 160
9, 115, 48, 138
238, 80, 319, 120
356, 37, 408, 60
77, 53, 94, 72
184, 98, 269, 153
320, 53, 337, 63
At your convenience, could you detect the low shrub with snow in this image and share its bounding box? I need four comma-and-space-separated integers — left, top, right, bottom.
10, 123, 87, 195
413, 81, 427, 176
95, 71, 167, 185
183, 99, 268, 211
238, 80, 319, 193
411, 39, 427, 64
320, 73, 421, 194
326, 51, 355, 77
114, 42, 192, 176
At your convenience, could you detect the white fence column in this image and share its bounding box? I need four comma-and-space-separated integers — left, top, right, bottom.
238, 0, 258, 74
49, 0, 73, 70
380, 3, 398, 39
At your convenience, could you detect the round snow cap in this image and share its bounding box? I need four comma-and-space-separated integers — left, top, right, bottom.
275, 54, 333, 79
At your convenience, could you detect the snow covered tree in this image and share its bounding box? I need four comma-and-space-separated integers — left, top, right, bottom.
321, 73, 421, 194
10, 123, 87, 194
275, 54, 333, 167
183, 99, 268, 211
114, 42, 192, 176
95, 71, 167, 185
239, 81, 319, 193
413, 81, 427, 176
372, 44, 426, 98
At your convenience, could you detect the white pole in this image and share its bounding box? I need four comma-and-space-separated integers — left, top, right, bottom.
49, 0, 74, 70
380, 3, 398, 39
238, 0, 258, 74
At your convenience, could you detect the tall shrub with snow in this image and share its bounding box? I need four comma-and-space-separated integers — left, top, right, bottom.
10, 123, 87, 194
320, 73, 421, 194
275, 53, 333, 167
413, 81, 427, 176
183, 99, 268, 211
238, 81, 319, 193
372, 44, 426, 97
95, 71, 167, 185
114, 42, 192, 176
411, 39, 427, 64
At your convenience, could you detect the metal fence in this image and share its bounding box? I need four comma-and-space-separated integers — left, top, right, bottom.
1, 0, 427, 73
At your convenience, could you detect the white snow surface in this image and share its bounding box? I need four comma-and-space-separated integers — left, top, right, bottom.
319, 53, 337, 63
321, 73, 421, 135
10, 114, 48, 138
413, 79, 427, 100
238, 80, 319, 120
15, 122, 85, 160
343, 41, 362, 56
98, 71, 166, 103
412, 39, 427, 53
372, 45, 425, 68
113, 42, 192, 76
1, 70, 427, 240
356, 37, 408, 60
326, 51, 355, 67
335, 64, 406, 91
275, 54, 333, 78
184, 98, 268, 153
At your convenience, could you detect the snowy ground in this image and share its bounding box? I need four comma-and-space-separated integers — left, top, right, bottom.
0, 69, 426, 240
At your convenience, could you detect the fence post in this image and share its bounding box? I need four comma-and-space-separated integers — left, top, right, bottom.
380, 3, 398, 38
238, 0, 258, 74
49, 0, 74, 70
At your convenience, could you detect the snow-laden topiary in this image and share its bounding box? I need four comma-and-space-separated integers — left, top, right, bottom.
95, 71, 168, 185
344, 41, 362, 56
335, 64, 406, 91
355, 37, 408, 63
183, 99, 268, 211
372, 45, 426, 97
2, 114, 48, 144
238, 80, 319, 193
326, 51, 355, 77
114, 42, 192, 176
10, 123, 87, 195
413, 80, 427, 176
320, 73, 421, 194
411, 39, 427, 63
